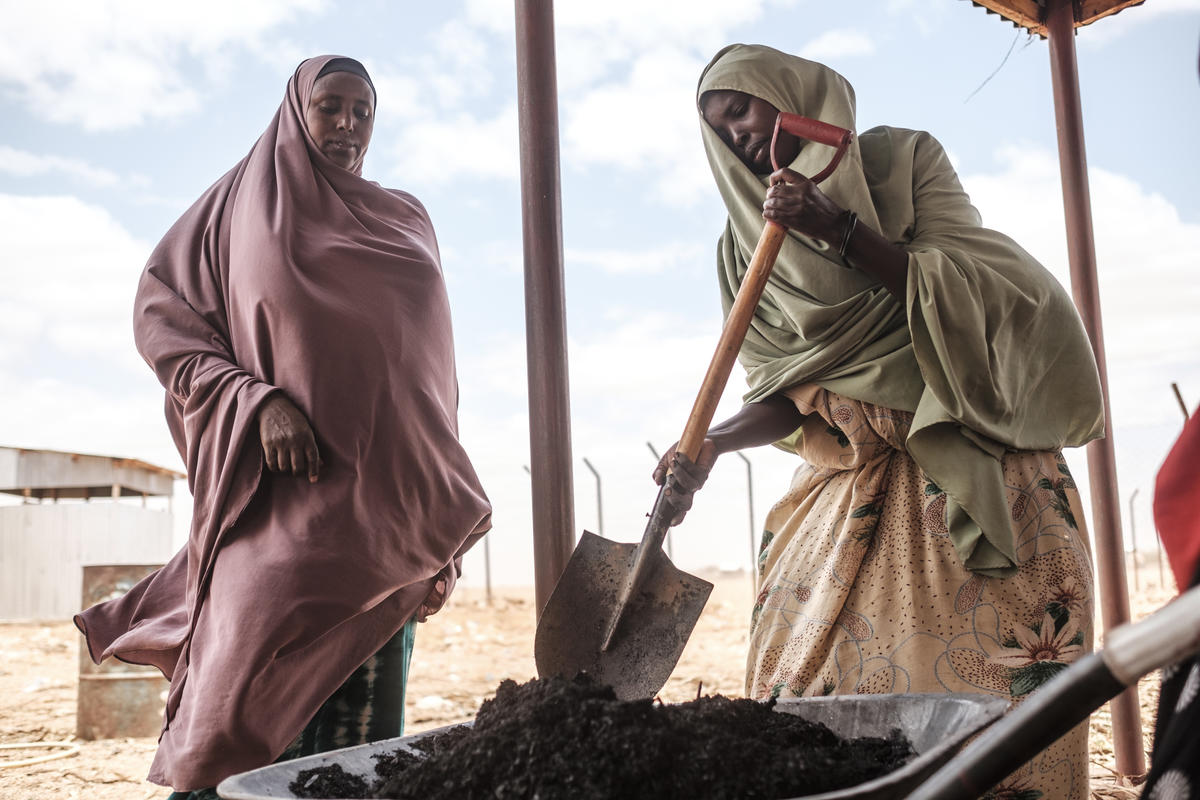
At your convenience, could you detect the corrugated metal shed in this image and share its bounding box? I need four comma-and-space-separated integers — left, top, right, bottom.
0, 446, 183, 500
967, 0, 1146, 36
0, 446, 181, 620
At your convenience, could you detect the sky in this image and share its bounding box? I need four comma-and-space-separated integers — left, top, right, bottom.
1, 0, 1197, 591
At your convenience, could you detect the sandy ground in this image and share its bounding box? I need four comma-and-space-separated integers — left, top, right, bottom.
0, 562, 1178, 800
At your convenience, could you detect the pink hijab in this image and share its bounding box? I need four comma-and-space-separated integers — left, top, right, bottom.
74, 55, 492, 790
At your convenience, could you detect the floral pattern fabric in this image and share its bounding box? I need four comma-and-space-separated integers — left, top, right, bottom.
747, 386, 1094, 800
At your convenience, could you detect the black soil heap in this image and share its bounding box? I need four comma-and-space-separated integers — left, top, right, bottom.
291, 763, 368, 798
292, 675, 914, 800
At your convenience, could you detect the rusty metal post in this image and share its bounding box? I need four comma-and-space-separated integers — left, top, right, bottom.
1045, 0, 1144, 776
735, 451, 758, 598
483, 529, 493, 606
582, 457, 603, 536
1156, 528, 1168, 591
734, 452, 756, 562
1128, 488, 1140, 592
515, 0, 575, 616
1172, 382, 1189, 418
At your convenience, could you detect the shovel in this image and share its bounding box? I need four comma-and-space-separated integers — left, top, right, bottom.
534, 112, 855, 700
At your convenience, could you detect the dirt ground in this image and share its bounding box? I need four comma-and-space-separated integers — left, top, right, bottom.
0, 562, 1177, 800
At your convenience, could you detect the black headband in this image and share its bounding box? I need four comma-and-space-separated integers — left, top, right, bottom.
315, 57, 376, 102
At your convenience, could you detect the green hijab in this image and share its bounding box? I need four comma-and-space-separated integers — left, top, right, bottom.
699, 44, 1104, 576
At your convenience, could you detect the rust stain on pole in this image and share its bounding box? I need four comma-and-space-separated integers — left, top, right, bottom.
515, 0, 576, 616
1045, 0, 1144, 776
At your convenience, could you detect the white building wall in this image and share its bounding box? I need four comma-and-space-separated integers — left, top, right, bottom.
0, 503, 175, 620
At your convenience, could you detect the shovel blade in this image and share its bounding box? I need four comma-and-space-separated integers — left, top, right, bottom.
534, 530, 713, 700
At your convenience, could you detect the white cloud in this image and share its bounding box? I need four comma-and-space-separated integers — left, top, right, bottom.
361, 17, 511, 182
1078, 0, 1200, 44
376, 0, 800, 196
466, 0, 781, 91
472, 0, 771, 48
254, 38, 323, 76
563, 48, 714, 206
368, 71, 425, 121
962, 143, 1200, 431
458, 332, 529, 407
387, 104, 520, 184
0, 373, 179, 470
444, 1, 875, 203
428, 19, 497, 108
462, 0, 515, 35
0, 146, 121, 187
1142, 0, 1200, 12
566, 241, 707, 275
0, 194, 150, 370
0, 196, 183, 531
368, 18, 501, 127
0, 0, 323, 130
799, 29, 876, 61
453, 307, 796, 584
885, 0, 950, 36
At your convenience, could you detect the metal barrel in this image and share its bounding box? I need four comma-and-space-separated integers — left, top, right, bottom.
76, 563, 168, 740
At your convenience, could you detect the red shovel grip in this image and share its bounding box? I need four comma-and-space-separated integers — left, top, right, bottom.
770, 112, 853, 183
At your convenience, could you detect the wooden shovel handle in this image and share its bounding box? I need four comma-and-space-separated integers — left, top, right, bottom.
675, 114, 851, 461
604, 220, 789, 652
677, 220, 788, 462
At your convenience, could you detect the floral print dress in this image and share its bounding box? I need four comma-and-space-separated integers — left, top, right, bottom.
747, 386, 1094, 800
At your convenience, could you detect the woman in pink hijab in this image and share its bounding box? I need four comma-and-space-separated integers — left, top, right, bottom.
74, 56, 492, 797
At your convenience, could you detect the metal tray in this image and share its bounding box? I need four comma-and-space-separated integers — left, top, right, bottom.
217, 692, 1009, 800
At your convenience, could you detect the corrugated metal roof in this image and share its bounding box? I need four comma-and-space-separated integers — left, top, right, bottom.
0, 446, 184, 498
965, 0, 1146, 38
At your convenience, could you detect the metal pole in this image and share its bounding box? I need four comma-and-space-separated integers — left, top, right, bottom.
735, 451, 758, 597
1155, 384, 1190, 590
581, 457, 603, 536
483, 529, 493, 606
734, 452, 756, 559
515, 0, 575, 617
646, 442, 675, 560
1156, 527, 1167, 590
1128, 488, 1139, 592
1154, 388, 1190, 591
1152, 527, 1161, 592
1172, 382, 1190, 419
1045, 0, 1143, 775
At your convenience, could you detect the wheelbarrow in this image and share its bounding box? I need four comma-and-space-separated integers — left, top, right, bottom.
215, 693, 1009, 800
216, 583, 1200, 798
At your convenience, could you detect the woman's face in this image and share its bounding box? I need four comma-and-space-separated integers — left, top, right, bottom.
700, 89, 800, 175
305, 72, 375, 171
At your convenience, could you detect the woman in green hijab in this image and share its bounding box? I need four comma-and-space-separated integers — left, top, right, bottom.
655, 44, 1103, 800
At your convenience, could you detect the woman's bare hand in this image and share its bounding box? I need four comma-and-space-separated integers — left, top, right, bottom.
650, 398, 804, 526
763, 167, 844, 243
257, 394, 321, 482
652, 439, 719, 526
416, 573, 450, 623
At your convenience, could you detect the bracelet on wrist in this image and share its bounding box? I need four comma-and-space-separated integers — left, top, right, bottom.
837, 210, 858, 260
